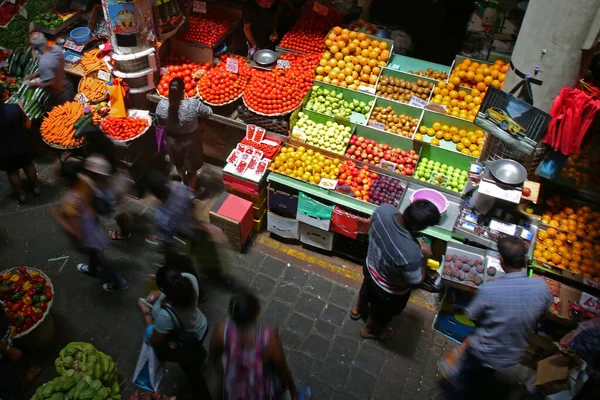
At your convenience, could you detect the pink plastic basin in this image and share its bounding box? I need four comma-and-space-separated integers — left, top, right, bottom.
410, 188, 449, 214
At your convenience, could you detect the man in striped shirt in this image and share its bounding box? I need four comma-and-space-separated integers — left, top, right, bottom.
351, 200, 441, 340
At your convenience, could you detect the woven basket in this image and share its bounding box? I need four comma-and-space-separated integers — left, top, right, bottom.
200, 91, 243, 107
42, 135, 85, 150
78, 70, 111, 103
0, 267, 54, 339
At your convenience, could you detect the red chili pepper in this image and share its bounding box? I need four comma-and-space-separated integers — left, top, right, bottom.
44, 290, 52, 300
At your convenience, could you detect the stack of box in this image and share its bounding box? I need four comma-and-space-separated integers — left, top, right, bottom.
209, 192, 254, 252
223, 169, 268, 233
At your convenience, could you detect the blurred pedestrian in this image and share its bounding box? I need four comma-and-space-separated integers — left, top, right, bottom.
0, 285, 23, 400
156, 78, 212, 190
52, 154, 128, 291
0, 85, 40, 204
138, 264, 210, 397
209, 291, 298, 400
351, 200, 440, 340
446, 236, 551, 400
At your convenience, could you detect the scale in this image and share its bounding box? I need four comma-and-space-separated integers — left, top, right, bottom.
476, 164, 524, 205
247, 59, 276, 71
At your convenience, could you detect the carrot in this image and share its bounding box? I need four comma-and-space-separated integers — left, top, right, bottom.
41, 101, 85, 148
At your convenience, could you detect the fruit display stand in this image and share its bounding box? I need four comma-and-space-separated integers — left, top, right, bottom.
366, 97, 423, 139
416, 110, 483, 158
375, 69, 437, 107
386, 54, 452, 81
303, 82, 376, 125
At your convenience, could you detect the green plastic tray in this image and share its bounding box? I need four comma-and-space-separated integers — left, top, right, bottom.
376, 69, 437, 106
303, 82, 376, 125
417, 144, 474, 171
387, 54, 451, 77
416, 110, 481, 158
354, 124, 417, 152
367, 97, 424, 139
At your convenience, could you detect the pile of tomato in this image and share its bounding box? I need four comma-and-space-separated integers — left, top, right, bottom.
279, 7, 343, 54
101, 116, 149, 141
197, 56, 252, 105
176, 11, 236, 47
0, 267, 53, 336
242, 53, 320, 115
157, 55, 211, 98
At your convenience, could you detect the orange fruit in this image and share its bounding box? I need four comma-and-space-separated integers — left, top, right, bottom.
476, 82, 487, 91
546, 227, 558, 237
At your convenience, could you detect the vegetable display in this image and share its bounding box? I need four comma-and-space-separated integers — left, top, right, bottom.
78, 77, 108, 102
33, 13, 64, 29
5, 84, 50, 121
0, 0, 46, 51
41, 102, 85, 148
242, 53, 320, 115
100, 116, 149, 141
279, 8, 343, 54
31, 370, 113, 400
6, 46, 38, 78
156, 56, 211, 98
336, 161, 405, 206
80, 49, 104, 74
0, 0, 27, 27
176, 11, 236, 46
198, 56, 252, 105
0, 267, 52, 337
55, 342, 120, 398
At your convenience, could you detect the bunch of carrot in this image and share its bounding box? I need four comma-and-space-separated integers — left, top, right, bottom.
81, 49, 104, 73
79, 77, 107, 102
41, 102, 85, 148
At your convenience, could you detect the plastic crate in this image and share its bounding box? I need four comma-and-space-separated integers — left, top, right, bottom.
330, 206, 371, 239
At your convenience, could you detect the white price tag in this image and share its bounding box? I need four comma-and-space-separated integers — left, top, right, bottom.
19, 7, 28, 20
368, 120, 385, 130
313, 2, 329, 16
489, 219, 517, 236
291, 127, 306, 142
193, 1, 207, 13
276, 59, 290, 69
160, 67, 168, 76
390, 63, 401, 70
97, 69, 111, 82
318, 178, 337, 190
76, 93, 89, 104
379, 160, 397, 172
478, 180, 522, 204
226, 57, 238, 74
359, 85, 376, 94
408, 96, 427, 108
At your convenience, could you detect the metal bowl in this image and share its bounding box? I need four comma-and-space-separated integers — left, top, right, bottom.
489, 159, 527, 185
253, 49, 278, 66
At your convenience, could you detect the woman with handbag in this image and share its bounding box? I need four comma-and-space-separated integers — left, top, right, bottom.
138, 264, 211, 397
156, 78, 212, 190
209, 292, 298, 400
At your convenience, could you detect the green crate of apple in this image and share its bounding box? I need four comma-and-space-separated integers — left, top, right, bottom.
414, 158, 468, 193
305, 85, 372, 118
34, 13, 64, 29
294, 112, 351, 155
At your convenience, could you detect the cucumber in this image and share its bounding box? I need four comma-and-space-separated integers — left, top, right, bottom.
73, 114, 92, 129
10, 49, 22, 76
20, 46, 32, 70
74, 118, 92, 138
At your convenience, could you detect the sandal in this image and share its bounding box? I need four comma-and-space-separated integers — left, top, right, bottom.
108, 230, 131, 240
360, 327, 395, 341
76, 264, 97, 277
102, 281, 129, 292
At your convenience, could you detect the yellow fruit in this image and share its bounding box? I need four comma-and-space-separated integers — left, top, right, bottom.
431, 138, 440, 146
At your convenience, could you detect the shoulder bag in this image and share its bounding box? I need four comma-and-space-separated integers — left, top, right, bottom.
156, 305, 207, 366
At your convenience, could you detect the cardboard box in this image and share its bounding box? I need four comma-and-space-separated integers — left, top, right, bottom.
535, 355, 571, 394
300, 223, 335, 251
522, 334, 558, 370
268, 186, 299, 218
267, 212, 300, 239
209, 193, 254, 252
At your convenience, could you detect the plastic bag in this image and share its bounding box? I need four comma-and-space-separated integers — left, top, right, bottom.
132, 341, 164, 392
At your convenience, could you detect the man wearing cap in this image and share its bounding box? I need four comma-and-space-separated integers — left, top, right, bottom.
52, 154, 128, 292
26, 31, 75, 108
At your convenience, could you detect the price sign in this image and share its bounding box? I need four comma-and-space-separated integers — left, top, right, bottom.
408, 96, 427, 108
18, 7, 28, 20
291, 127, 306, 142
276, 59, 290, 69
368, 120, 385, 130
64, 40, 84, 53
193, 1, 206, 13
389, 63, 401, 70
425, 103, 447, 114
359, 85, 376, 94
478, 180, 522, 203
313, 2, 329, 16
226, 57, 238, 74
379, 160, 397, 172
76, 93, 89, 104
97, 70, 111, 82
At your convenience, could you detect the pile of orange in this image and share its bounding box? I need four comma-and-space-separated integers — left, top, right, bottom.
534, 228, 600, 281
417, 123, 485, 156
314, 26, 389, 90
448, 58, 508, 92
429, 81, 483, 122
541, 195, 600, 241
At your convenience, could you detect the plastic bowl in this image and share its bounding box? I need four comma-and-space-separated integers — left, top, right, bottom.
410, 188, 449, 214
70, 27, 91, 44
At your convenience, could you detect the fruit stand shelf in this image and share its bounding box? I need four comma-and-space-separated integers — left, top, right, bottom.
387, 54, 452, 77
529, 262, 600, 298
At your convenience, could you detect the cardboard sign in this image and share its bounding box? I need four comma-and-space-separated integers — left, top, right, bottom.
276, 59, 290, 69
409, 96, 427, 108
313, 2, 329, 16
18, 6, 27, 19
193, 1, 207, 13
76, 93, 89, 104
64, 40, 84, 53
368, 120, 385, 130
97, 70, 111, 82
226, 57, 238, 74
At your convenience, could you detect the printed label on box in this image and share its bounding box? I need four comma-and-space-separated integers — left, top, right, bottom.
226, 57, 238, 74
368, 120, 385, 130
409, 96, 427, 108
248, 155, 260, 171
